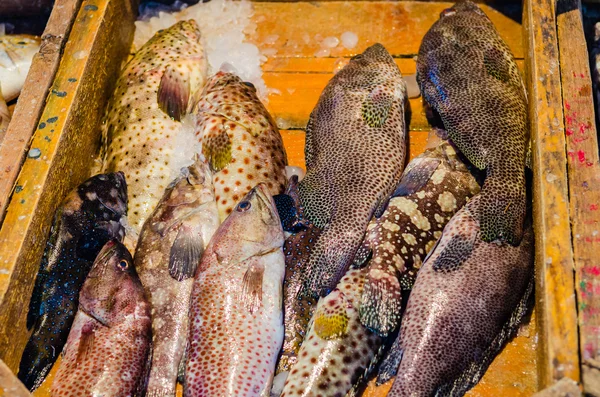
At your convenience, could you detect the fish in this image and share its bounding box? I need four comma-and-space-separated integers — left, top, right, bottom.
50, 240, 152, 397
101, 20, 207, 241
134, 159, 219, 397
0, 34, 40, 101
416, 0, 528, 245
279, 267, 383, 397
354, 134, 481, 336
19, 172, 128, 391
194, 71, 288, 222
383, 195, 534, 396
185, 183, 285, 397
0, 88, 9, 144
297, 43, 408, 296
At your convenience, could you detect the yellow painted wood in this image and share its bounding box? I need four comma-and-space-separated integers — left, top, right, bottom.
523, 0, 581, 388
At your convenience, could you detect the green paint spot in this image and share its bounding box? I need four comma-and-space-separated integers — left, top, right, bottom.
47, 116, 58, 123
581, 302, 588, 311
39, 122, 46, 129
52, 89, 67, 97
84, 4, 98, 10
20, 199, 25, 204
44, 136, 51, 142
15, 185, 23, 193
581, 281, 587, 290
68, 78, 77, 83
50, 129, 55, 133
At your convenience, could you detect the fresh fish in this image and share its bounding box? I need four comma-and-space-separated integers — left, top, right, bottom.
19, 172, 128, 391
0, 34, 40, 101
298, 43, 407, 296
384, 195, 534, 396
354, 136, 481, 335
279, 267, 383, 397
416, 0, 528, 245
185, 183, 285, 397
0, 88, 9, 144
194, 71, 288, 222
135, 159, 219, 397
51, 240, 151, 397
102, 20, 207, 241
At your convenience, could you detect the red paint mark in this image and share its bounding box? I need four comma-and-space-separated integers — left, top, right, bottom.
568, 150, 576, 161
580, 123, 589, 135
583, 266, 600, 276
573, 71, 578, 78
584, 219, 599, 225
565, 101, 571, 110
590, 204, 598, 211
566, 128, 574, 136
581, 73, 586, 78
573, 137, 588, 144
566, 114, 575, 125
588, 161, 595, 167
579, 150, 587, 163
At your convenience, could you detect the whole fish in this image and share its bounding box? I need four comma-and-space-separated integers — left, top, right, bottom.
102, 20, 207, 241
298, 42, 407, 296
354, 135, 481, 335
185, 183, 285, 397
279, 267, 383, 397
416, 0, 528, 245
0, 34, 40, 101
194, 71, 288, 222
135, 159, 219, 397
0, 88, 9, 144
385, 195, 534, 396
51, 240, 152, 396
19, 172, 128, 391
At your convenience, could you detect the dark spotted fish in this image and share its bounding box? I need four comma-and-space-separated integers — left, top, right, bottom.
51, 240, 151, 397
416, 0, 528, 245
298, 43, 407, 296
384, 195, 534, 396
134, 160, 219, 397
355, 137, 480, 336
19, 172, 127, 391
185, 183, 285, 397
279, 267, 382, 397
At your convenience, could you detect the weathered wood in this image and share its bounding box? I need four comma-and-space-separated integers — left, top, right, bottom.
531, 377, 581, 397
523, 0, 581, 387
0, 359, 30, 397
0, 0, 137, 372
556, 0, 600, 394
0, 0, 81, 226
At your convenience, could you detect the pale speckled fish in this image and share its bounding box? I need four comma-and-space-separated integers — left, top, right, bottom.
194, 71, 288, 222
134, 160, 219, 397
0, 88, 9, 144
102, 20, 207, 241
383, 195, 534, 396
0, 34, 40, 101
51, 240, 151, 397
298, 43, 407, 297
185, 183, 285, 397
354, 136, 480, 336
417, 1, 528, 245
279, 267, 382, 397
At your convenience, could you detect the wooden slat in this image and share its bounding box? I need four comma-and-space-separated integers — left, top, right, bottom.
0, 0, 81, 226
556, 0, 600, 394
0, 0, 136, 372
523, 0, 581, 387
0, 360, 30, 397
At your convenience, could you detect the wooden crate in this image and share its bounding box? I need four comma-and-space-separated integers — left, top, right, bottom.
0, 0, 596, 395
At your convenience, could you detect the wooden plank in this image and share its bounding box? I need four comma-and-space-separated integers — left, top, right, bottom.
523, 0, 581, 387
0, 0, 136, 372
0, 0, 81, 226
556, 0, 600, 394
0, 359, 30, 397
248, 1, 523, 59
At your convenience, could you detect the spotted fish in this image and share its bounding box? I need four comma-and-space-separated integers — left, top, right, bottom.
185, 183, 285, 397
0, 88, 9, 144
279, 267, 382, 397
354, 136, 480, 335
298, 43, 407, 297
194, 71, 288, 222
0, 34, 40, 101
51, 240, 151, 397
134, 159, 219, 397
102, 20, 207, 241
416, 1, 528, 245
383, 195, 534, 396
19, 172, 128, 391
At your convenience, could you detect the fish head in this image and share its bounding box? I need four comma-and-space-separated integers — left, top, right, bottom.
203, 71, 258, 102
175, 19, 202, 43
440, 1, 485, 18
80, 240, 144, 326
78, 172, 128, 218
164, 160, 214, 207
343, 43, 399, 82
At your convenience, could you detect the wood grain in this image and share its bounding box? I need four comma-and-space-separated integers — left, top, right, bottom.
0, 359, 30, 397
523, 0, 581, 387
0, 0, 136, 372
556, 0, 600, 394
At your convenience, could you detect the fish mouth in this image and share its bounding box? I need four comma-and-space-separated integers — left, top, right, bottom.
93, 240, 119, 267
253, 183, 281, 226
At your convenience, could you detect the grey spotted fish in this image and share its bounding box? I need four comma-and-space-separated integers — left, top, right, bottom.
185, 183, 285, 397
19, 172, 127, 391
279, 267, 382, 397
298, 43, 407, 296
355, 135, 480, 335
194, 71, 288, 222
134, 159, 219, 397
102, 20, 207, 242
416, 0, 528, 245
383, 195, 534, 396
51, 240, 152, 397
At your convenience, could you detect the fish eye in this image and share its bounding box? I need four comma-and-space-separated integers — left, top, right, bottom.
351, 54, 363, 61
237, 201, 251, 212
243, 81, 255, 89
117, 260, 129, 270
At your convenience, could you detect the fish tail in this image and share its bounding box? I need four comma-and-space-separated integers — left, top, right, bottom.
18, 325, 61, 391
479, 161, 526, 245
359, 264, 402, 336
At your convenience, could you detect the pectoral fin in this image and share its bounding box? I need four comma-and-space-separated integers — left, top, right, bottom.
432, 233, 476, 272
241, 260, 265, 314
158, 65, 190, 121
362, 87, 393, 128
313, 290, 349, 340
169, 225, 204, 281
76, 322, 96, 362
202, 120, 232, 172
393, 157, 441, 197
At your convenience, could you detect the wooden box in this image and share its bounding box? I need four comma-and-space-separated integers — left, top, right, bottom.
0, 0, 597, 395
